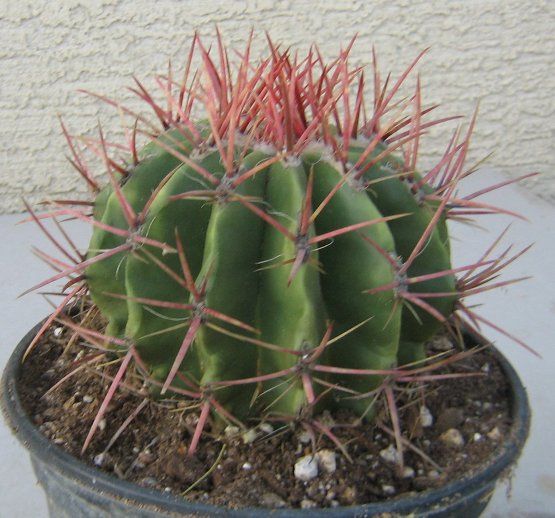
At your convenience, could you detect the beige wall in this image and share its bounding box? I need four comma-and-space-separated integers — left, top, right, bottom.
1, 0, 553, 213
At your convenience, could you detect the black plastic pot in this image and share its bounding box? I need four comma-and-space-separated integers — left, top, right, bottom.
2, 322, 530, 517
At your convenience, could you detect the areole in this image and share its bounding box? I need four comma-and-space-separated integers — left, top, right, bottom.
1, 321, 530, 517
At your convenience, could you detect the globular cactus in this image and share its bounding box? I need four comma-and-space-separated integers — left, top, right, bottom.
26, 34, 534, 454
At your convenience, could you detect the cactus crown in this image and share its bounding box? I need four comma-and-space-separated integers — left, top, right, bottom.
25, 32, 533, 456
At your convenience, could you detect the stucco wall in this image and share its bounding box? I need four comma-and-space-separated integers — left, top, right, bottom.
0, 0, 553, 213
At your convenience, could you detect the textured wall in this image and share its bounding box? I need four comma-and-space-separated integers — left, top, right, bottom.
0, 0, 554, 213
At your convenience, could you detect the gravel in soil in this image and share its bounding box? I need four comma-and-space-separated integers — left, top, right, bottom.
19, 325, 513, 509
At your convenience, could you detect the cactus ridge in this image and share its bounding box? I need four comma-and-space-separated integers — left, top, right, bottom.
24, 33, 535, 455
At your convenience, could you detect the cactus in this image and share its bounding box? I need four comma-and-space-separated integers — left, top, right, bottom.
25, 33, 534, 455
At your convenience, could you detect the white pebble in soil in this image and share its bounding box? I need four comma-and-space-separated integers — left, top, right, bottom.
402, 466, 415, 478
379, 444, 401, 464
298, 430, 312, 444
382, 484, 396, 495
487, 426, 502, 440
259, 422, 274, 434
294, 455, 319, 481
316, 449, 336, 474
419, 405, 433, 427
261, 492, 286, 509
94, 453, 105, 466
224, 425, 240, 438
242, 428, 258, 444
300, 499, 317, 509
439, 428, 465, 448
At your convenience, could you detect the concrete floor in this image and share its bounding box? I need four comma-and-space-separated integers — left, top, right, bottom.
0, 169, 554, 517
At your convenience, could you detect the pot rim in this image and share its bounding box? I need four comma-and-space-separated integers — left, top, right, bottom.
1, 320, 530, 517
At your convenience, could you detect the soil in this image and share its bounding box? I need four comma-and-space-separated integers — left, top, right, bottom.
19, 323, 513, 510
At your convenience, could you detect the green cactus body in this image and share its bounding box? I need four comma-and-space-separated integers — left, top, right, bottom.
45, 37, 492, 443
86, 130, 195, 338
347, 143, 456, 365
92, 184, 113, 221
307, 155, 402, 415
193, 150, 269, 417
256, 159, 327, 416
124, 151, 224, 382
83, 133, 458, 420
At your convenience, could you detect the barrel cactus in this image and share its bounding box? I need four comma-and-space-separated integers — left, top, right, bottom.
26, 33, 533, 454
